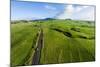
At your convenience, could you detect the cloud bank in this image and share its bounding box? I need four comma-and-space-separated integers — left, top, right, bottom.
56, 5, 95, 21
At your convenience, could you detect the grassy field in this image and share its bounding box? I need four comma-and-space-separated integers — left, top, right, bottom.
11, 20, 95, 66
11, 23, 39, 66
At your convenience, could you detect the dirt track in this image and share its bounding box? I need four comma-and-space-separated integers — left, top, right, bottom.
32, 28, 43, 65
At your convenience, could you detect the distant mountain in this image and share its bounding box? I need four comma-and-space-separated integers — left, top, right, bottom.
44, 18, 56, 20
32, 18, 56, 21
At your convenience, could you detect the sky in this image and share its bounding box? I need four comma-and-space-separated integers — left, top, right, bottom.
11, 1, 95, 21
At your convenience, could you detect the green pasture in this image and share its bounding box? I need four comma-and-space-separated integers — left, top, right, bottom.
11, 20, 95, 66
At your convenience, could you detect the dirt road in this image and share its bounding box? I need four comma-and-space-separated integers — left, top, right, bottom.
32, 28, 43, 65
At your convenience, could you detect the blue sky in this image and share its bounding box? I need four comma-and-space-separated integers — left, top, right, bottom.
11, 1, 95, 21
11, 1, 64, 20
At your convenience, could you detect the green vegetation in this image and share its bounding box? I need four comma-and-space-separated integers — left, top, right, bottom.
11, 23, 39, 66
40, 20, 95, 64
11, 20, 95, 66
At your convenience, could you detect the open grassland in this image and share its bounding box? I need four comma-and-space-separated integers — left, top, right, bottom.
40, 20, 95, 64
11, 20, 95, 66
11, 23, 39, 66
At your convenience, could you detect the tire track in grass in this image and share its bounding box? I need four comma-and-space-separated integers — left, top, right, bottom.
53, 29, 95, 62
32, 28, 43, 65
68, 38, 82, 62
69, 38, 95, 62
51, 28, 80, 62
52, 28, 94, 62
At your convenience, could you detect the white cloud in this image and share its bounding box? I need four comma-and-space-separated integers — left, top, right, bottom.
73, 6, 95, 21
56, 5, 95, 21
66, 5, 74, 13
44, 5, 56, 10
56, 5, 74, 19
75, 6, 89, 12
79, 7, 94, 21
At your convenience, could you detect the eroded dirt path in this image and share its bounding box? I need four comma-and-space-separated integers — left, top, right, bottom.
32, 28, 43, 65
